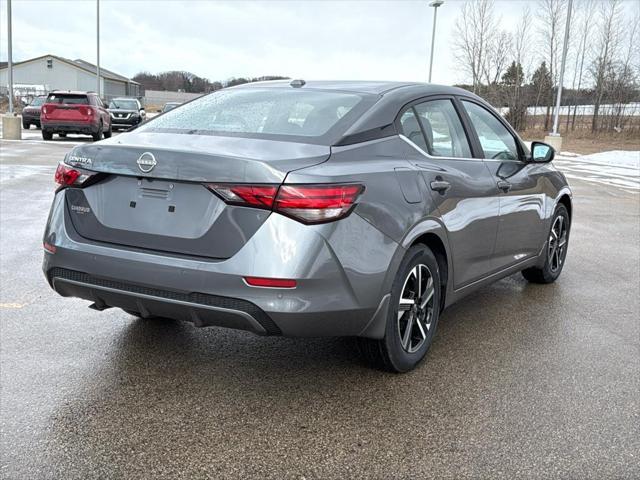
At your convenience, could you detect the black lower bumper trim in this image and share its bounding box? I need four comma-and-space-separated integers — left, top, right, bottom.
47, 267, 282, 335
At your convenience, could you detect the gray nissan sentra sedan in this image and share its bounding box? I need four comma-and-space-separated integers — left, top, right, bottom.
43, 80, 572, 372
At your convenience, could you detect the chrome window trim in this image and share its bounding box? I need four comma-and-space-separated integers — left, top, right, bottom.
398, 134, 479, 162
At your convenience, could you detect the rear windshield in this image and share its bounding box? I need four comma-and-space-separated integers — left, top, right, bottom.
47, 94, 89, 105
141, 87, 375, 144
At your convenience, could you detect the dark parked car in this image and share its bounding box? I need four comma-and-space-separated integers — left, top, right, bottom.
108, 98, 146, 130
162, 102, 181, 113
43, 81, 572, 372
41, 91, 112, 141
22, 95, 47, 129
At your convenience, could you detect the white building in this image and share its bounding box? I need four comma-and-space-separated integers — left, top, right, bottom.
0, 54, 142, 101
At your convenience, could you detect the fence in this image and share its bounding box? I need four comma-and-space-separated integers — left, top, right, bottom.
499, 102, 640, 134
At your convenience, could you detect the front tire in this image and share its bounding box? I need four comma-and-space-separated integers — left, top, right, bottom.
22, 121, 30, 129
358, 244, 441, 373
522, 204, 570, 284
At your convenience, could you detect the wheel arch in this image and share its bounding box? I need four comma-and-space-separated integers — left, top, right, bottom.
557, 193, 572, 220
402, 221, 451, 312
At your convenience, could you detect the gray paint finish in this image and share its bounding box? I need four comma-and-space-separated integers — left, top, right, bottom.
43, 81, 572, 339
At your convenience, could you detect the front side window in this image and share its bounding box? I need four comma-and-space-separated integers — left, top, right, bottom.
462, 101, 519, 160
413, 100, 471, 158
141, 88, 370, 142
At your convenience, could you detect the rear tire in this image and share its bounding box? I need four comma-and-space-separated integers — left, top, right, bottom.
92, 122, 103, 141
104, 122, 112, 138
42, 130, 53, 140
58, 133, 67, 138
522, 204, 570, 284
357, 244, 441, 373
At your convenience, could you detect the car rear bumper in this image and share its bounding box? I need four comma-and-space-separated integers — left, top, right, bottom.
42, 121, 98, 134
22, 112, 40, 123
43, 190, 400, 338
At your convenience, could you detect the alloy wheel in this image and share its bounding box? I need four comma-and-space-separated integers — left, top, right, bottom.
548, 215, 568, 273
397, 264, 435, 353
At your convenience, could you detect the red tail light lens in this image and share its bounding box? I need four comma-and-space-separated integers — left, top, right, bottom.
206, 184, 278, 209
244, 276, 297, 288
54, 163, 93, 187
274, 184, 364, 224
206, 183, 364, 224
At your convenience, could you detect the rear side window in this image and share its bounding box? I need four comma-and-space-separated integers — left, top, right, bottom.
142, 88, 369, 142
462, 101, 519, 160
399, 109, 429, 153
413, 100, 471, 158
47, 94, 89, 105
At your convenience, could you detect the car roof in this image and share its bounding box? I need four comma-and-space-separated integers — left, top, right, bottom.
49, 90, 94, 96
232, 79, 471, 97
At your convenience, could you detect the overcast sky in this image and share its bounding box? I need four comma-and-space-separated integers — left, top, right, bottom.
1, 0, 638, 86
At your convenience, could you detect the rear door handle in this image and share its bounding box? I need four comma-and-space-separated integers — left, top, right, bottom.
430, 180, 451, 193
497, 180, 512, 192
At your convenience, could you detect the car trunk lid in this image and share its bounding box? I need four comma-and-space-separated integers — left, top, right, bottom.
64, 132, 330, 259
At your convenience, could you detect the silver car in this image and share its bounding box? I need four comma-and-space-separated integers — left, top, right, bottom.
43, 80, 572, 372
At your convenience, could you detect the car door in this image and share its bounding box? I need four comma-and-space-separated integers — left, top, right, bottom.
398, 97, 501, 289
459, 99, 547, 271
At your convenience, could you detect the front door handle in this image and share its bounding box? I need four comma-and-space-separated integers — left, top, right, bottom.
497, 180, 512, 192
430, 180, 451, 194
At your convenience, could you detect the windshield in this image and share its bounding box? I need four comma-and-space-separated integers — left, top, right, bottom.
30, 97, 46, 107
163, 103, 180, 112
47, 94, 88, 105
142, 87, 372, 143
109, 99, 138, 110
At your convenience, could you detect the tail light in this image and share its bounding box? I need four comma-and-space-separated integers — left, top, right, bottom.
54, 163, 94, 187
80, 106, 93, 117
206, 183, 364, 224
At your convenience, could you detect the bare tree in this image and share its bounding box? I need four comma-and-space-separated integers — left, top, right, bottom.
591, 0, 625, 132
537, 0, 567, 130
453, 0, 497, 93
566, 0, 595, 130
483, 30, 512, 86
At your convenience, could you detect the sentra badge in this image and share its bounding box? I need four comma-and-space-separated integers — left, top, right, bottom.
68, 154, 92, 166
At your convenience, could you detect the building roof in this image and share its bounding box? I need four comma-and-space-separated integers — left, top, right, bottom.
0, 54, 139, 85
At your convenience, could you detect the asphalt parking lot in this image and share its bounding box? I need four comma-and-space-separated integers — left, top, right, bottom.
1, 136, 638, 479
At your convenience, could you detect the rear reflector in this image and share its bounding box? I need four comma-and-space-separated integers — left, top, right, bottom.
206, 183, 364, 224
244, 276, 297, 288
43, 242, 56, 254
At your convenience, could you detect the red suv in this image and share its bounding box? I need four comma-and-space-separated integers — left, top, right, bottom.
41, 91, 112, 141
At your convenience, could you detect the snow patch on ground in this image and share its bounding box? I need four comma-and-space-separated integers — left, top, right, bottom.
554, 150, 639, 192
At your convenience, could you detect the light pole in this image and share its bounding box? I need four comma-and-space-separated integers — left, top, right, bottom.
7, 0, 13, 113
551, 0, 573, 136
428, 0, 444, 83
96, 0, 101, 98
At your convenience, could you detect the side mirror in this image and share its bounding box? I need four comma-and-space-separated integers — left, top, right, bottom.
140, 108, 146, 116
530, 141, 555, 163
